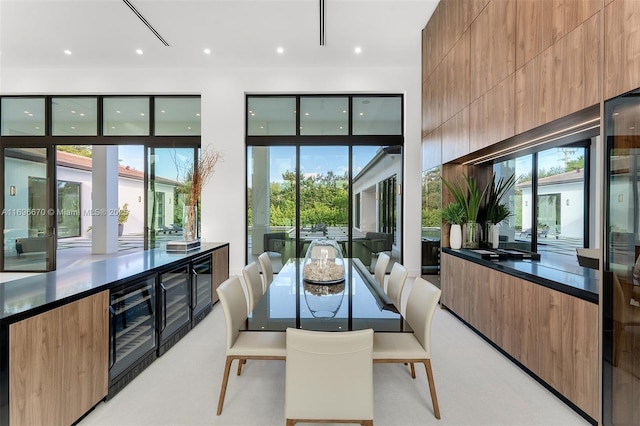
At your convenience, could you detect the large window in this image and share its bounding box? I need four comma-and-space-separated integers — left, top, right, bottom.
492, 142, 589, 257
0, 95, 201, 272
246, 94, 404, 272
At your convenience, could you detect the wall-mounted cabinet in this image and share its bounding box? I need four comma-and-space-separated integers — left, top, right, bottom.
604, 0, 640, 100
422, 0, 612, 163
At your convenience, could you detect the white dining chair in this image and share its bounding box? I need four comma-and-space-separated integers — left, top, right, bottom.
385, 262, 408, 312
215, 275, 286, 415
285, 327, 374, 426
241, 261, 264, 311
374, 252, 390, 290
373, 277, 442, 419
258, 251, 274, 291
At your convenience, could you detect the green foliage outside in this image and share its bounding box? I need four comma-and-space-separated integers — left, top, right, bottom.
422, 167, 442, 227
247, 170, 349, 227
57, 145, 93, 157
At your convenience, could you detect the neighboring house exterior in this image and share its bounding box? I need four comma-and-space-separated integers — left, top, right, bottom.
3, 150, 179, 253
518, 168, 585, 239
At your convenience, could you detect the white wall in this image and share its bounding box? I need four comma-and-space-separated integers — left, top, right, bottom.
2, 63, 424, 277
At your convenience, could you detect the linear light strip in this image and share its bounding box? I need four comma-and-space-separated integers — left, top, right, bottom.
123, 0, 170, 47
463, 119, 601, 165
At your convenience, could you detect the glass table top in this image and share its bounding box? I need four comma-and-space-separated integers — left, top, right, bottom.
245, 258, 408, 332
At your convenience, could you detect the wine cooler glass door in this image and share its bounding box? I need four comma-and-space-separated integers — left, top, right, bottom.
109, 276, 156, 381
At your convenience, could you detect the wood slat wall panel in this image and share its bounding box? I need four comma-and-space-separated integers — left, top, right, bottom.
469, 74, 516, 152
443, 30, 471, 123
516, 0, 553, 68
604, 0, 640, 100
470, 0, 516, 101
422, 128, 442, 172
423, 3, 444, 80
442, 0, 474, 57
423, 65, 444, 135
553, 14, 602, 120
441, 108, 470, 163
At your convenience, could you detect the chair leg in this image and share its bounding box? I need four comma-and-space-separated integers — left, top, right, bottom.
285, 419, 296, 426
410, 362, 416, 379
362, 421, 374, 426
217, 356, 234, 415
423, 359, 440, 419
237, 358, 245, 376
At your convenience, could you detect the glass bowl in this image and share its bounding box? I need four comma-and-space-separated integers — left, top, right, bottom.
302, 239, 345, 284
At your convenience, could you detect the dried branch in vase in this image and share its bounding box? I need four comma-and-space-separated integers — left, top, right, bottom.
186, 147, 223, 208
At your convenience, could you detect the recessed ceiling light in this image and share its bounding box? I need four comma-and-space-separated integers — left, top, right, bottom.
79, 113, 85, 117
203, 48, 211, 55
64, 49, 72, 55
35, 126, 40, 130
187, 126, 192, 130
359, 112, 364, 116
71, 110, 76, 114
613, 112, 619, 116
136, 49, 144, 55
140, 113, 145, 116
196, 113, 200, 117
342, 110, 347, 113
276, 46, 284, 54
70, 126, 76, 129
354, 46, 362, 54
23, 110, 29, 114
161, 110, 166, 113
116, 110, 121, 114
305, 112, 309, 116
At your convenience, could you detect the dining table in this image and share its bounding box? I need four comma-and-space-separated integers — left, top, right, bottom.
245, 257, 409, 332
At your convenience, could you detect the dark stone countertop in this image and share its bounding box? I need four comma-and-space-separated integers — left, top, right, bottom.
0, 242, 228, 322
442, 248, 598, 304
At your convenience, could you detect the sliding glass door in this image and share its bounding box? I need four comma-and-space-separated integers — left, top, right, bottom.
247, 144, 402, 272
2, 147, 57, 271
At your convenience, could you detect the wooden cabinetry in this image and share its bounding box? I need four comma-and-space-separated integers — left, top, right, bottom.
422, 0, 608, 162
440, 253, 598, 419
470, 0, 515, 101
9, 291, 108, 426
212, 244, 230, 303
604, 0, 640, 100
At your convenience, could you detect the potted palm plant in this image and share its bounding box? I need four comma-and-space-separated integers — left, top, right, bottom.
118, 203, 130, 237
442, 174, 487, 248
441, 201, 464, 249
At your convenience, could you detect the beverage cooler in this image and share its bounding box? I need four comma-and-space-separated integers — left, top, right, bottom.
191, 253, 213, 326
108, 275, 157, 398
158, 263, 192, 356
604, 87, 640, 426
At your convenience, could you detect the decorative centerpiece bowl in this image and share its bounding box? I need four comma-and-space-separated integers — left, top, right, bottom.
302, 239, 346, 318
302, 239, 345, 284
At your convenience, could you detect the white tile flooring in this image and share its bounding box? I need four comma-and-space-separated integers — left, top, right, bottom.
79, 278, 592, 426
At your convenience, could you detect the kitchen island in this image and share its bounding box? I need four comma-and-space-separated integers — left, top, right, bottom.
0, 242, 229, 426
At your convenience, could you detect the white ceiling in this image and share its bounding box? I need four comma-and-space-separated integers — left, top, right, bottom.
0, 0, 438, 70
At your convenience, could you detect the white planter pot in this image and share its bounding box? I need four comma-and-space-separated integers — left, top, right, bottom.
450, 224, 462, 249
490, 224, 500, 249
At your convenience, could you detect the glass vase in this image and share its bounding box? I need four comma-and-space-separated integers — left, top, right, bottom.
183, 205, 197, 242
463, 222, 481, 249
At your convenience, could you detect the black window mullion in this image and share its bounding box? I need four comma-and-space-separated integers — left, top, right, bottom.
532, 153, 538, 252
